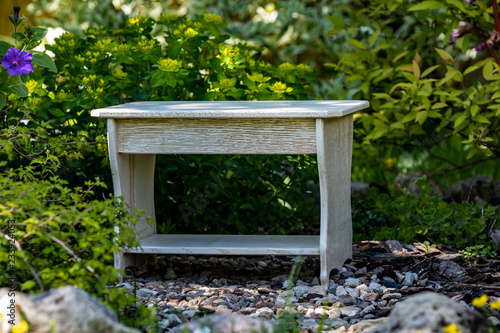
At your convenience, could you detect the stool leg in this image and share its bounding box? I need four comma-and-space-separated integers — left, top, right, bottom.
316, 116, 353, 290
108, 119, 156, 275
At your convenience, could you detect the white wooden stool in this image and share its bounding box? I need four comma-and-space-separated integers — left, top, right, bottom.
91, 100, 369, 289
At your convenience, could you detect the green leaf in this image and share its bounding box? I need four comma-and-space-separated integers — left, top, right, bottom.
456, 34, 471, 53
11, 32, 25, 41
491, 91, 500, 100
0, 41, 12, 57
49, 108, 67, 118
390, 122, 405, 130
454, 114, 467, 129
408, 1, 444, 11
470, 105, 480, 117
369, 30, 380, 47
393, 51, 409, 63
347, 38, 366, 50
431, 102, 447, 109
421, 65, 440, 78
435, 48, 454, 64
446, 0, 467, 13
7, 84, 29, 98
415, 111, 428, 125
438, 71, 458, 87
0, 94, 6, 109
464, 65, 480, 75
21, 280, 37, 291
327, 15, 345, 35
32, 53, 57, 73
413, 60, 421, 80
483, 60, 494, 80
472, 114, 491, 124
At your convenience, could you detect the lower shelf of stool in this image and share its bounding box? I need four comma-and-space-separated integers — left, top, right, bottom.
123, 234, 320, 256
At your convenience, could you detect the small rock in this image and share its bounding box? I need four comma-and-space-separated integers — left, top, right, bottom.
340, 271, 355, 279
271, 274, 289, 283
199, 305, 216, 313
255, 307, 274, 319
336, 286, 348, 297
387, 299, 399, 307
355, 267, 367, 277
370, 292, 490, 333
302, 319, 319, 330
294, 285, 312, 298
346, 287, 360, 299
437, 260, 467, 280
257, 287, 273, 294
172, 313, 273, 333
382, 240, 405, 253
363, 292, 380, 302
182, 310, 198, 318
344, 278, 361, 288
239, 307, 257, 315
213, 299, 229, 307
381, 293, 402, 300
257, 261, 267, 267
345, 318, 387, 333
309, 285, 327, 296
368, 282, 382, 292
164, 267, 177, 280
327, 308, 342, 318
402, 272, 418, 286
137, 288, 158, 299
360, 304, 376, 315
340, 306, 362, 317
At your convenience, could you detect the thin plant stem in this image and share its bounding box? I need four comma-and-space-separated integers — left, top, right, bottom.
493, 0, 500, 32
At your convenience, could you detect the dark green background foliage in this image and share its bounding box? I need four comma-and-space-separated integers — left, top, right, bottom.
352, 176, 499, 249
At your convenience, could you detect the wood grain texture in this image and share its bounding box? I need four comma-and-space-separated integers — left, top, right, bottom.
316, 116, 353, 289
124, 234, 320, 255
116, 118, 317, 154
108, 119, 157, 272
91, 100, 369, 119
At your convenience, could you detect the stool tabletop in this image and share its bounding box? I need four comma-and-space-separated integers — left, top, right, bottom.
91, 100, 369, 119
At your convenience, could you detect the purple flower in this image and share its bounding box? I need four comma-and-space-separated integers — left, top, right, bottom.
476, 42, 487, 51
476, 30, 500, 52
1, 48, 34, 76
13, 6, 20, 21
451, 29, 462, 42
450, 22, 474, 42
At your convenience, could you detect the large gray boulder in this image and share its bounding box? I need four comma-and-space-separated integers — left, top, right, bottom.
369, 292, 490, 333
172, 313, 273, 333
0, 286, 139, 333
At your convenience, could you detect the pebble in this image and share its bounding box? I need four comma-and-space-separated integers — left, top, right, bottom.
381, 293, 402, 300
115, 255, 424, 332
340, 306, 362, 317
344, 278, 361, 288
402, 272, 419, 286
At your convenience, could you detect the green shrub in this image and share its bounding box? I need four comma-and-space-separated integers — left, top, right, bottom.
2, 13, 318, 235
325, 1, 500, 184
353, 176, 500, 252
0, 161, 158, 328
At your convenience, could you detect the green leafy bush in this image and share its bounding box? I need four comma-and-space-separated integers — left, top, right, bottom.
0, 161, 158, 327
325, 1, 500, 184
0, 163, 132, 290
2, 13, 318, 235
353, 176, 500, 251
